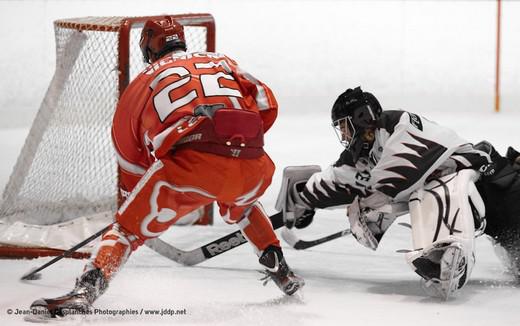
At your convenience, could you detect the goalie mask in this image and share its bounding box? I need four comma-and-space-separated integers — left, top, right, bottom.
140, 16, 187, 64
331, 87, 382, 163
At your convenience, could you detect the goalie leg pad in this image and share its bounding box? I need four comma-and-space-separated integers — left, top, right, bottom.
406, 170, 483, 298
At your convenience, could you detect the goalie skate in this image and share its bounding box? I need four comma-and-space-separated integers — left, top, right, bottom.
259, 246, 305, 295
414, 242, 467, 300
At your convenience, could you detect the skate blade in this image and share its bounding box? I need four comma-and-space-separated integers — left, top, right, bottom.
24, 314, 52, 324
23, 305, 53, 323
24, 305, 86, 323
24, 311, 83, 324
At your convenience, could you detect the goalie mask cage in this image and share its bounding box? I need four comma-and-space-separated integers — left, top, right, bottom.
0, 14, 216, 259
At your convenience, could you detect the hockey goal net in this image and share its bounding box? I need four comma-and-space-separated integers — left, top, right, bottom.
0, 14, 216, 259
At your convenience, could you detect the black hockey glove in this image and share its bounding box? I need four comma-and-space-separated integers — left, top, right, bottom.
479, 162, 497, 177
294, 207, 315, 229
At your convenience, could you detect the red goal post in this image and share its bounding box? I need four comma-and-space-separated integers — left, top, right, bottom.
0, 14, 215, 259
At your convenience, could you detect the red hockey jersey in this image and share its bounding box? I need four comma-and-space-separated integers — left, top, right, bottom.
112, 51, 278, 180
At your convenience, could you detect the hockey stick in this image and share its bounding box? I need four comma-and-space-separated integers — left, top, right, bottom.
145, 211, 284, 266
20, 224, 113, 281
281, 227, 351, 250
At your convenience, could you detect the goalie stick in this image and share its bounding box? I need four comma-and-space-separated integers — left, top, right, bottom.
281, 227, 351, 250
145, 211, 284, 266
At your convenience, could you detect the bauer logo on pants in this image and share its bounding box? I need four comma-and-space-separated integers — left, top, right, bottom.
205, 233, 247, 256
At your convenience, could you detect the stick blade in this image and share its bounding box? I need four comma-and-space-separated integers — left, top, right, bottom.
21, 268, 42, 281
146, 238, 205, 266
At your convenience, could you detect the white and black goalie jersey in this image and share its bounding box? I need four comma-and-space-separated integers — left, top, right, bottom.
300, 110, 491, 209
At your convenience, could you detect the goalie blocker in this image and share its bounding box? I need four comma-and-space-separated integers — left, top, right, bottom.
275, 165, 322, 229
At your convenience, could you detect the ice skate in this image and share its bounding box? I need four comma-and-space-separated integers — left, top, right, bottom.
27, 268, 107, 321
413, 242, 468, 300
259, 246, 305, 295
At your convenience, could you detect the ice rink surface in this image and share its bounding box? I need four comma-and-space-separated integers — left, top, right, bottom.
1, 0, 519, 324
1, 111, 519, 326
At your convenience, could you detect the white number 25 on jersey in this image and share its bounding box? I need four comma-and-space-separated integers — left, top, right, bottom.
149, 64, 242, 122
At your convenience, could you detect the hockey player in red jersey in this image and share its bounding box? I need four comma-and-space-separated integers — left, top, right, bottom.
30, 16, 304, 318
279, 86, 520, 299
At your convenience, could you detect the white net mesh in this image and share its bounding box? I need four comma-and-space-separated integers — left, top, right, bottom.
0, 16, 212, 227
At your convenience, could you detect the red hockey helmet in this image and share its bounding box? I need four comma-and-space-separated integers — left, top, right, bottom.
139, 16, 186, 63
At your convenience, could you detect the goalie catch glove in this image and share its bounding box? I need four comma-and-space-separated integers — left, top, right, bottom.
347, 196, 403, 251
347, 198, 380, 251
